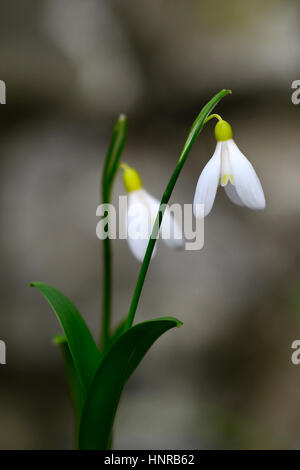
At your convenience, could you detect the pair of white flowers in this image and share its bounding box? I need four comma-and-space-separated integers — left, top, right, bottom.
122, 119, 265, 262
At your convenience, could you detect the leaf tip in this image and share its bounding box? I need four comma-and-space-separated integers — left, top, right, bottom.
163, 316, 183, 328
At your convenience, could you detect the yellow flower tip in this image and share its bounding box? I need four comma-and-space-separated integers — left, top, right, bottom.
221, 174, 234, 186
121, 164, 142, 192
215, 120, 233, 142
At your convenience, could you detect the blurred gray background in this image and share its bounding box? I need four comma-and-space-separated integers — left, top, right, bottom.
1, 0, 300, 449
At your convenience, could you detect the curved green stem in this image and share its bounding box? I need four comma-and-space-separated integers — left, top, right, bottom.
204, 113, 223, 123
125, 89, 231, 330
101, 115, 127, 352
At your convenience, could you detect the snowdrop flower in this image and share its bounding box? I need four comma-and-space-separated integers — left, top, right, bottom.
122, 164, 184, 262
193, 119, 265, 217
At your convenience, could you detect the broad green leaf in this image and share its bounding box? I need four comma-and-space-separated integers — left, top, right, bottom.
31, 282, 101, 393
79, 316, 182, 450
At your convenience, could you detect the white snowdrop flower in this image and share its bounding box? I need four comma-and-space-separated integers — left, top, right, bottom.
193, 119, 266, 217
122, 164, 184, 262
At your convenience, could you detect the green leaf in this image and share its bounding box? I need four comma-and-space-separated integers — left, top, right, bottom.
30, 282, 101, 394
78, 316, 182, 450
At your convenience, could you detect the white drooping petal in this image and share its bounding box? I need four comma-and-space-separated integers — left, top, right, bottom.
193, 142, 222, 217
220, 142, 234, 187
224, 182, 244, 206
145, 192, 184, 249
127, 189, 157, 262
227, 139, 265, 210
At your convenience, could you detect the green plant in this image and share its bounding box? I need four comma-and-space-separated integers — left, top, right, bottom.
30, 89, 231, 449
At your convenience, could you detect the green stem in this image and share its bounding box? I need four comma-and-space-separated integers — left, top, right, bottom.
204, 113, 223, 123
125, 89, 231, 330
101, 234, 112, 352
100, 115, 127, 352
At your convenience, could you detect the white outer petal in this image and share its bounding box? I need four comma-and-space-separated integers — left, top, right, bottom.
224, 182, 244, 206
193, 142, 221, 217
127, 189, 157, 262
227, 139, 266, 210
145, 192, 185, 249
